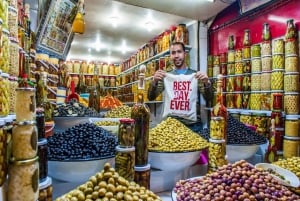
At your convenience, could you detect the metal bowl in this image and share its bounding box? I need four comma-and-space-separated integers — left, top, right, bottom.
48, 157, 115, 183
149, 150, 202, 171
226, 144, 259, 163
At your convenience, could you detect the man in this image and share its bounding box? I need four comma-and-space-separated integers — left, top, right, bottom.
147, 42, 213, 132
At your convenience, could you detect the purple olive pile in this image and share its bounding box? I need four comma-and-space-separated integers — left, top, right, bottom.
48, 123, 117, 160
53, 100, 100, 117
174, 160, 300, 201
200, 114, 267, 145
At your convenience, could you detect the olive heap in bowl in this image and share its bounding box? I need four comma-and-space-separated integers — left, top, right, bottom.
148, 117, 208, 171
48, 123, 118, 182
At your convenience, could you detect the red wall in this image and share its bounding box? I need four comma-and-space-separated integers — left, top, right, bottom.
209, 0, 300, 55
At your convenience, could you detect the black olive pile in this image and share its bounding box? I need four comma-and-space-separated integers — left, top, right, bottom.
199, 114, 267, 145
53, 100, 100, 117
48, 123, 117, 160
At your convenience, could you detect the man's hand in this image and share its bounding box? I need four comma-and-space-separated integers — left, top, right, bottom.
195, 71, 210, 86
152, 70, 166, 85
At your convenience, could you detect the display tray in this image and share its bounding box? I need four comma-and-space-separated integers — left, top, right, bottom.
255, 163, 300, 187
171, 176, 204, 201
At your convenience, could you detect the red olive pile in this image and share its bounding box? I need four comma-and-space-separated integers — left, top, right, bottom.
174, 160, 300, 201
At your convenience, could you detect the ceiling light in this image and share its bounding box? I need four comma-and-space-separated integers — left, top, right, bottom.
110, 16, 119, 28
206, 0, 215, 2
268, 15, 288, 23
145, 21, 154, 32
88, 48, 91, 52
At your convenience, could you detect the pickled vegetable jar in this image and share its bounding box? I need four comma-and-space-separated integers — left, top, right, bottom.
12, 122, 38, 160
8, 76, 18, 114
73, 61, 80, 74
285, 19, 296, 40
250, 73, 261, 91
226, 76, 234, 92
134, 164, 151, 189
38, 138, 48, 182
234, 93, 242, 109
235, 62, 243, 74
272, 92, 283, 111
251, 44, 261, 57
115, 146, 135, 181
261, 41, 272, 56
7, 156, 39, 201
15, 88, 36, 122
243, 29, 251, 46
260, 92, 271, 111
271, 70, 284, 90
272, 54, 284, 70
220, 64, 226, 75
242, 93, 250, 109
284, 92, 299, 115
251, 58, 261, 72
220, 53, 227, 63
274, 128, 284, 151
250, 93, 261, 110
243, 60, 251, 73
242, 75, 251, 91
235, 49, 242, 61
284, 72, 299, 92
208, 139, 227, 170
227, 50, 235, 63
118, 118, 135, 147
243, 47, 251, 59
285, 115, 299, 137
227, 63, 235, 75
213, 65, 220, 77
261, 56, 272, 71
260, 71, 271, 91
252, 113, 268, 136
285, 56, 298, 72
262, 23, 271, 41
0, 120, 7, 186
225, 93, 234, 109
8, 38, 19, 76
0, 73, 10, 117
210, 117, 225, 140
271, 110, 283, 128
285, 39, 297, 55
234, 75, 243, 91
38, 176, 53, 201
283, 136, 300, 158
273, 39, 284, 54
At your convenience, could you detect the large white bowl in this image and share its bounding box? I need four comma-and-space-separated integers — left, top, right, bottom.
149, 150, 202, 171
89, 118, 120, 135
226, 144, 259, 163
48, 157, 115, 183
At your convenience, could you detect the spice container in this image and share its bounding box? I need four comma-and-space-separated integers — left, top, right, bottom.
250, 73, 261, 91
272, 54, 284, 70
260, 71, 271, 91
283, 136, 300, 158
285, 115, 299, 137
15, 88, 36, 122
12, 121, 38, 160
284, 92, 299, 115
118, 118, 135, 147
0, 120, 7, 186
284, 72, 299, 92
235, 62, 243, 74
208, 139, 227, 170
210, 117, 225, 140
235, 49, 242, 61
38, 176, 53, 201
261, 41, 272, 56
0, 73, 10, 117
271, 70, 284, 90
115, 146, 135, 181
273, 39, 284, 54
251, 58, 261, 73
134, 164, 151, 189
38, 138, 48, 182
271, 110, 284, 128
285, 56, 298, 72
251, 44, 261, 57
7, 156, 39, 201
227, 50, 235, 63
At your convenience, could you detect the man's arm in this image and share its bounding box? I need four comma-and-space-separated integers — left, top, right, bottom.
147, 80, 164, 101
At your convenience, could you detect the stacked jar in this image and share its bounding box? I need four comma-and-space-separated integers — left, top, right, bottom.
208, 117, 227, 172
283, 19, 300, 159
250, 43, 262, 111
115, 119, 136, 182
8, 87, 39, 201
225, 35, 235, 109
0, 72, 10, 117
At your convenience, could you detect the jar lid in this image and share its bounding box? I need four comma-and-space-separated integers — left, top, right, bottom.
209, 138, 225, 143
135, 164, 151, 171
15, 121, 36, 126
38, 138, 48, 146
11, 156, 39, 165
285, 115, 299, 120
0, 120, 5, 126
16, 87, 36, 92
39, 176, 52, 189
116, 145, 135, 152
285, 54, 298, 58
274, 38, 284, 42
119, 118, 135, 124
284, 136, 300, 140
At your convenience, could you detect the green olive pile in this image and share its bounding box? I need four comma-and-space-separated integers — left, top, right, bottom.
56, 163, 162, 201
148, 117, 208, 152
94, 121, 119, 126
174, 160, 300, 201
105, 106, 132, 118
273, 157, 300, 178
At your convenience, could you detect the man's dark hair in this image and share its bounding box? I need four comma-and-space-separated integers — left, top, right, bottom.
170, 42, 185, 52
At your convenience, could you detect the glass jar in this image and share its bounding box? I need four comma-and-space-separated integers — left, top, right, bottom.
262, 23, 271, 41
73, 61, 80, 74
134, 164, 151, 189
80, 61, 88, 74
283, 136, 300, 158
284, 92, 299, 115
250, 73, 261, 91
7, 156, 39, 201
260, 71, 271, 91
225, 93, 234, 109
243, 47, 251, 59
285, 19, 296, 40
115, 146, 135, 181
261, 41, 272, 56
38, 176, 53, 201
228, 35, 234, 50
235, 49, 242, 61
0, 73, 10, 117
36, 108, 45, 139
15, 88, 36, 122
227, 50, 235, 63
227, 63, 235, 75
208, 139, 227, 170
260, 92, 271, 111
234, 75, 243, 91
272, 54, 284, 70
285, 56, 298, 72
243, 29, 251, 46
102, 64, 109, 75
251, 58, 261, 72
234, 93, 243, 109
243, 60, 251, 73
285, 115, 299, 137
38, 138, 48, 182
12, 122, 37, 160
9, 38, 19, 76
250, 93, 262, 110
219, 53, 227, 64
261, 56, 272, 71
8, 76, 18, 114
273, 39, 284, 54
213, 65, 220, 77
0, 120, 7, 186
273, 93, 283, 110
285, 39, 297, 55
235, 62, 243, 74
87, 62, 95, 74
229, 111, 240, 121
271, 110, 283, 128
252, 113, 268, 136
0, 29, 10, 73
118, 118, 135, 147
242, 93, 250, 110
251, 44, 261, 57
210, 117, 225, 140
284, 72, 299, 92
85, 75, 92, 86
271, 70, 284, 90
274, 128, 284, 151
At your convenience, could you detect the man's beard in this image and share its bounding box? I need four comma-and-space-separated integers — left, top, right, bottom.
174, 59, 184, 68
